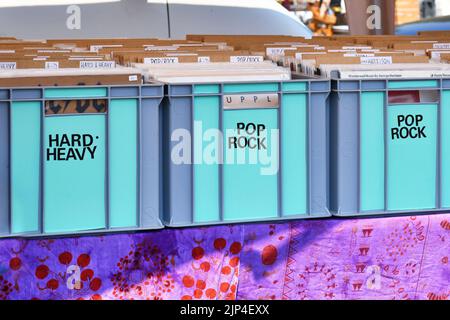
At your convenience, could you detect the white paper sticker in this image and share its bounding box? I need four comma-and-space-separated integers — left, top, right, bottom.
143, 57, 179, 64
230, 56, 264, 63
0, 62, 16, 69
433, 43, 450, 49
360, 56, 393, 65
342, 46, 372, 50
344, 53, 375, 57
89, 45, 120, 52
430, 50, 450, 59
45, 61, 59, 69
198, 56, 210, 63
79, 61, 116, 68
266, 47, 295, 56
90, 45, 101, 52
89, 44, 122, 52
128, 75, 138, 81
144, 46, 178, 51
37, 50, 70, 53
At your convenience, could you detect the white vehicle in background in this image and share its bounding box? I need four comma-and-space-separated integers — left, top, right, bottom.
0, 0, 312, 39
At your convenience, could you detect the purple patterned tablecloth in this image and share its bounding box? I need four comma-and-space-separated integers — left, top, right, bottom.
0, 214, 449, 300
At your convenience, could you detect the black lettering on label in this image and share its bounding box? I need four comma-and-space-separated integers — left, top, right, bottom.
228, 122, 268, 150
46, 133, 99, 161
391, 114, 427, 140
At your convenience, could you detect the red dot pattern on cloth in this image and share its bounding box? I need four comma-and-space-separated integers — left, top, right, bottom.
46, 279, 59, 290
58, 252, 73, 265
183, 275, 195, 288
35, 265, 49, 279
205, 288, 217, 299
214, 238, 227, 250
230, 242, 242, 255
261, 245, 278, 265
9, 257, 21, 271
77, 254, 91, 268
192, 247, 205, 260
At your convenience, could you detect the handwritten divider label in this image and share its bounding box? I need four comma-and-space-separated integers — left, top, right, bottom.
144, 46, 178, 51
79, 61, 116, 68
143, 57, 179, 64
344, 53, 376, 57
45, 99, 108, 115
266, 47, 295, 56
230, 56, 264, 63
223, 93, 279, 110
0, 62, 16, 69
45, 61, 59, 69
198, 56, 210, 63
360, 56, 393, 65
433, 43, 450, 49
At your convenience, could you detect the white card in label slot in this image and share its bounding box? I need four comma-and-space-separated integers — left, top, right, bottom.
45, 61, 59, 69
223, 94, 279, 109
433, 43, 450, 49
266, 47, 294, 56
144, 57, 179, 64
0, 62, 16, 69
360, 56, 393, 64
80, 61, 116, 68
230, 56, 264, 63
128, 75, 138, 81
198, 56, 210, 63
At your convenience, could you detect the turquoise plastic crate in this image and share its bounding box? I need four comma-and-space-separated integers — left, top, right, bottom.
0, 84, 164, 237
162, 79, 331, 226
330, 78, 450, 216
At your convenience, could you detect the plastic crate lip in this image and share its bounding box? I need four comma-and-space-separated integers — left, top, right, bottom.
331, 207, 450, 217
0, 83, 160, 90
330, 77, 449, 92
165, 79, 330, 97
331, 77, 447, 83
162, 211, 331, 228
0, 83, 165, 101
165, 77, 329, 87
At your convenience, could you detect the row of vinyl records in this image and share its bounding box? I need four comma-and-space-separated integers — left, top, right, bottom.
3, 31, 450, 83
1, 31, 450, 237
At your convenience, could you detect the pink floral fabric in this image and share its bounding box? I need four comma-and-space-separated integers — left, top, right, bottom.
0, 214, 448, 300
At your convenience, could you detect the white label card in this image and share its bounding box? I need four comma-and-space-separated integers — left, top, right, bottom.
344, 53, 376, 57
198, 56, 210, 63
360, 56, 393, 65
143, 57, 179, 64
45, 61, 59, 69
433, 43, 450, 49
266, 47, 295, 56
0, 62, 16, 69
230, 56, 264, 63
79, 61, 116, 68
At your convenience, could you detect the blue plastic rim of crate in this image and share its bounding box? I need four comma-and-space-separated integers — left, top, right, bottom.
0, 84, 164, 238
163, 79, 331, 227
330, 78, 450, 216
